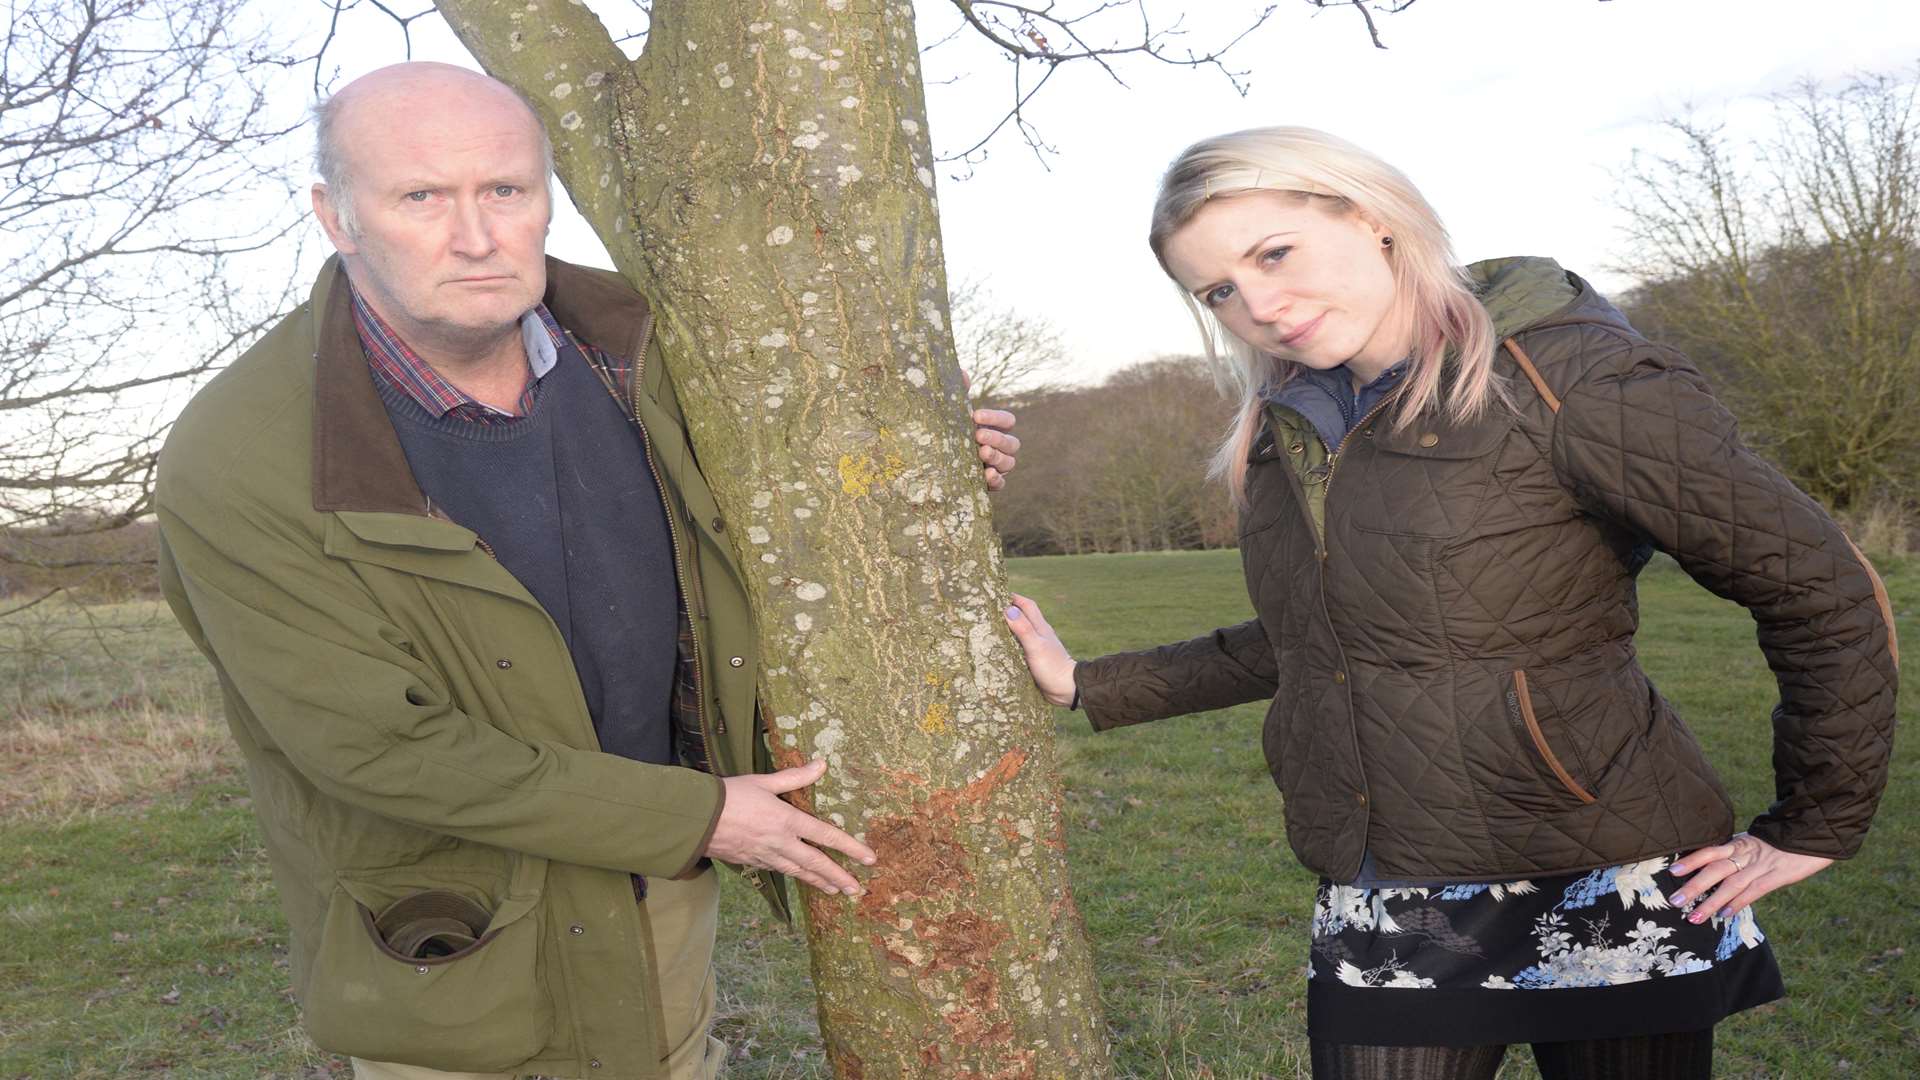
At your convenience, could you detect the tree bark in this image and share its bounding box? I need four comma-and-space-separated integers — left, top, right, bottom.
433, 2, 1111, 1076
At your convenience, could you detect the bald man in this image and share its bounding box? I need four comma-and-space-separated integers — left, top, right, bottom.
157, 63, 1017, 1080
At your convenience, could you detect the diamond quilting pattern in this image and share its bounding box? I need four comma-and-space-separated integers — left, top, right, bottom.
1071, 308, 1895, 882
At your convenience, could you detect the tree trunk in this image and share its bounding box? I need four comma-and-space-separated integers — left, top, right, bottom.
433, 2, 1111, 1076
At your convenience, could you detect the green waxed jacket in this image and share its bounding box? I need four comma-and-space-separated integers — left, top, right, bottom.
157, 256, 785, 1078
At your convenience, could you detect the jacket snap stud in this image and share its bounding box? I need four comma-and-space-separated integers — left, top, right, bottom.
1333, 670, 1347, 684
711, 516, 725, 532
414, 964, 430, 975
1364, 428, 1376, 439
729, 655, 744, 667
1356, 793, 1367, 805
1419, 432, 1439, 448
1287, 442, 1304, 455
496, 658, 513, 669
589, 1059, 602, 1070
569, 923, 585, 935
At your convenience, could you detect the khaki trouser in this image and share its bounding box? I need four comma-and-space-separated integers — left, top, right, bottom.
352, 868, 725, 1080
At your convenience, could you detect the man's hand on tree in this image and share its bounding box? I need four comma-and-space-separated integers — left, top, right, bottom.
972, 408, 1019, 490
705, 758, 877, 895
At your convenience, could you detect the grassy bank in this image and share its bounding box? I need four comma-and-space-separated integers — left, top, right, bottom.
2, 552, 1914, 1077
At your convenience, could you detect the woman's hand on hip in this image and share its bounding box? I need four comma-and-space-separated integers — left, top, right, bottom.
1669, 833, 1834, 922
1004, 593, 1077, 707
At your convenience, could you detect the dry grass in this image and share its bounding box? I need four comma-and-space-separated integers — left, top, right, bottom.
0, 598, 233, 822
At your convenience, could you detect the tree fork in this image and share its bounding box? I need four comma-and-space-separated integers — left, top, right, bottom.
433, 1, 1111, 1075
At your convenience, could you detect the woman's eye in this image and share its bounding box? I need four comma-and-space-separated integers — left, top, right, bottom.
1204, 284, 1235, 307
1260, 246, 1291, 265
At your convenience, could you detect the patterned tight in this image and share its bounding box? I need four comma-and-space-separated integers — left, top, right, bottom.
1309, 1028, 1714, 1079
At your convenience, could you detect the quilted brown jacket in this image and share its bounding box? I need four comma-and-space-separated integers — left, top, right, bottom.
1076, 257, 1899, 884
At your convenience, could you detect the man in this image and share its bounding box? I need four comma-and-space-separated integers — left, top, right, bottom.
156, 62, 1018, 1080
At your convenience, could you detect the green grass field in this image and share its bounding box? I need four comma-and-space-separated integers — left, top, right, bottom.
1, 552, 1914, 1078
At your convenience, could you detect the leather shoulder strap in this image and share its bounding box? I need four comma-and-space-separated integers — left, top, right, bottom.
1504, 337, 1561, 414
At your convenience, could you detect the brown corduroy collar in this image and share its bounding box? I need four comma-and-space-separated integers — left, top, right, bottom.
308, 255, 653, 515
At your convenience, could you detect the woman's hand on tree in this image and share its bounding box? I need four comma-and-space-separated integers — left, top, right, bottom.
1669, 832, 1834, 922
1004, 593, 1077, 707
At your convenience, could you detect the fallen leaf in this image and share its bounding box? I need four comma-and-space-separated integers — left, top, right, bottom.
159, 987, 181, 1005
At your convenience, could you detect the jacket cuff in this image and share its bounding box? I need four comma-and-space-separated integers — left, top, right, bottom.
669, 773, 726, 879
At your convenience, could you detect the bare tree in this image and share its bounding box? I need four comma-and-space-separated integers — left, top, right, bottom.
948, 277, 1068, 404
1616, 67, 1920, 517
0, 0, 306, 592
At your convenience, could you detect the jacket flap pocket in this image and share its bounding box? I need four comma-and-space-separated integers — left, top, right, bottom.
1368, 415, 1510, 460
330, 510, 475, 553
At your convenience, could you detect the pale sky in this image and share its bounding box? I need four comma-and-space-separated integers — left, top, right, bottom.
290, 0, 1920, 385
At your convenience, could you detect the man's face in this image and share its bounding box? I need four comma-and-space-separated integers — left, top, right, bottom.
316, 76, 550, 358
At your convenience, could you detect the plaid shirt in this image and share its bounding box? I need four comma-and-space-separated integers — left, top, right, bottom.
350, 284, 708, 778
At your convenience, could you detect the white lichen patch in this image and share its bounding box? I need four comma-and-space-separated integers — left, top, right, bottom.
800, 291, 819, 305
840, 95, 860, 109
747, 526, 772, 544
774, 715, 802, 731
901, 118, 920, 135
765, 395, 783, 408
794, 612, 813, 631
751, 491, 774, 510
758, 331, 789, 348
836, 164, 863, 186
560, 111, 583, 131
792, 131, 825, 150
766, 225, 795, 246
795, 582, 827, 601
855, 234, 876, 253
551, 82, 572, 99
917, 166, 934, 189
685, 40, 698, 50
761, 553, 778, 563
904, 366, 926, 387
793, 506, 812, 519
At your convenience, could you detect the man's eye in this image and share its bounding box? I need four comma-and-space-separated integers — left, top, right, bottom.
404, 191, 431, 202
493, 185, 519, 197
1204, 284, 1235, 307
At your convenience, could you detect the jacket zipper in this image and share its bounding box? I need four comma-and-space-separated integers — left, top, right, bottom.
1316, 395, 1396, 550
1304, 394, 1396, 877
624, 324, 728, 755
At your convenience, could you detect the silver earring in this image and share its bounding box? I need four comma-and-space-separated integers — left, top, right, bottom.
1382, 236, 1394, 249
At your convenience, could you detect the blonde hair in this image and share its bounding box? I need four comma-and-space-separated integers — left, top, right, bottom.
1148, 126, 1501, 503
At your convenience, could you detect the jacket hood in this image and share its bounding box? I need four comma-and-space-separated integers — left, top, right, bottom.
1466, 256, 1637, 341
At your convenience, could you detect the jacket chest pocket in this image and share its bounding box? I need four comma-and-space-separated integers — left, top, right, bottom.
1338, 418, 1510, 540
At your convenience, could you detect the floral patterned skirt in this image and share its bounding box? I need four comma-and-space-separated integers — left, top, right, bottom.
1306, 855, 1785, 1047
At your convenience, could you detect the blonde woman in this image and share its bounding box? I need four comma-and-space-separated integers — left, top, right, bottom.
1005, 127, 1898, 1079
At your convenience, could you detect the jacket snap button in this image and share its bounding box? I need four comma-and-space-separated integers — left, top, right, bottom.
729, 656, 744, 668
1357, 793, 1367, 805
496, 658, 512, 669
589, 1059, 602, 1070
1333, 671, 1347, 684
711, 516, 725, 531
1287, 442, 1304, 455
414, 964, 429, 975
1418, 433, 1439, 448
1364, 428, 1376, 438
569, 923, 585, 935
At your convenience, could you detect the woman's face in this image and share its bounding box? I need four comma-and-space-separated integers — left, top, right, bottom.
1161, 190, 1410, 380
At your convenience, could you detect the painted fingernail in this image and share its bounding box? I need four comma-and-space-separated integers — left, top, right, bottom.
1005, 606, 1021, 620
1670, 892, 1686, 905
1688, 910, 1706, 924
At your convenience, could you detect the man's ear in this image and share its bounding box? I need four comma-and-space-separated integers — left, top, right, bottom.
311, 183, 358, 254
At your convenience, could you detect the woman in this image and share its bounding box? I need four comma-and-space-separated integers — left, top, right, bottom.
1003, 127, 1899, 1079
